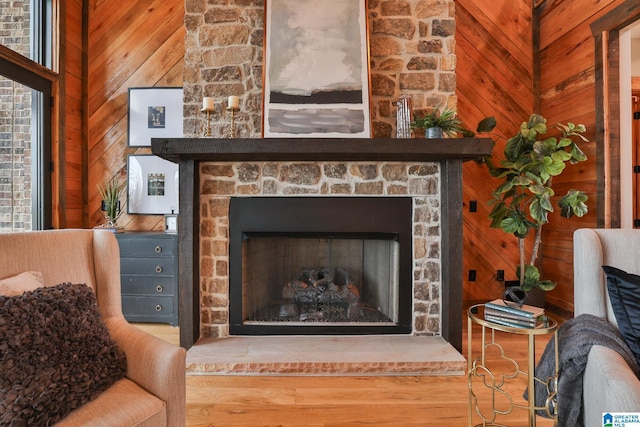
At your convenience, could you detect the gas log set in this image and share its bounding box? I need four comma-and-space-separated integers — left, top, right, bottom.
249, 266, 393, 323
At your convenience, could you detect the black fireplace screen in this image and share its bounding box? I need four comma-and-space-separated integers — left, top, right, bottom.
229, 197, 413, 335
242, 234, 399, 325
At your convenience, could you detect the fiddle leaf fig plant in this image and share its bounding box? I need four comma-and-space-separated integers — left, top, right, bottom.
487, 114, 590, 292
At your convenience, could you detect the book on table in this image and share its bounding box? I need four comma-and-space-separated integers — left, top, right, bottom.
484, 298, 544, 318
483, 298, 546, 329
484, 307, 539, 323
484, 313, 549, 329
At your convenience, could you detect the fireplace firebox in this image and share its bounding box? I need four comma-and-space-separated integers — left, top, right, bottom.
229, 197, 413, 335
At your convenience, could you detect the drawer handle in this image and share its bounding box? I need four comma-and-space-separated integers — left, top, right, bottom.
155, 265, 163, 273
156, 285, 164, 293
155, 245, 162, 253
155, 305, 163, 312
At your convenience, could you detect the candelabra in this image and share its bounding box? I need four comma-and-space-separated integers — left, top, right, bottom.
226, 106, 239, 138
201, 107, 214, 137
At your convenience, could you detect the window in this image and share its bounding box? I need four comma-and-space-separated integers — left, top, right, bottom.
0, 0, 54, 231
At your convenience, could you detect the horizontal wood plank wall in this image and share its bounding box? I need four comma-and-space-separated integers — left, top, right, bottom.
86, 0, 184, 230
456, 0, 535, 306
537, 0, 626, 314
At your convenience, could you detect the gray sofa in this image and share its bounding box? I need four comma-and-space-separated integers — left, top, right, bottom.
574, 228, 640, 426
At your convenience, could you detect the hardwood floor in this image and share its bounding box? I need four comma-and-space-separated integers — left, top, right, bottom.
133, 319, 557, 426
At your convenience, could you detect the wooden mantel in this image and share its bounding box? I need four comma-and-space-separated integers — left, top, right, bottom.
152, 137, 492, 163
152, 137, 492, 350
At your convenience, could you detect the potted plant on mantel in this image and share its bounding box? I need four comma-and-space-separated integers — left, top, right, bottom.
486, 113, 590, 306
410, 106, 467, 138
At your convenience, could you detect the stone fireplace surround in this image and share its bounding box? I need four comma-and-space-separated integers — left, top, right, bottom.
152, 137, 492, 359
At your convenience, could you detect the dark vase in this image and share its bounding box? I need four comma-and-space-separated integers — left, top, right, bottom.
503, 285, 545, 308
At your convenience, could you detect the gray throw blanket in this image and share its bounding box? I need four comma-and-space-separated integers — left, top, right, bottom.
528, 313, 640, 427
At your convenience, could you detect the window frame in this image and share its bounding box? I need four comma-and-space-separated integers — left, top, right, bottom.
0, 0, 57, 230
0, 47, 57, 230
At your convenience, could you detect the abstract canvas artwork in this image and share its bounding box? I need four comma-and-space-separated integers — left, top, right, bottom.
263, 0, 371, 137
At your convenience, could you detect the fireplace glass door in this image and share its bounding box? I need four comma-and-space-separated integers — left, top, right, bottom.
242, 233, 399, 327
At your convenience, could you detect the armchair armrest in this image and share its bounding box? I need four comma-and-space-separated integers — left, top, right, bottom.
105, 317, 186, 427
583, 345, 640, 427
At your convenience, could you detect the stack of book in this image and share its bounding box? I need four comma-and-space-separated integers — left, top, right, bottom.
484, 298, 546, 329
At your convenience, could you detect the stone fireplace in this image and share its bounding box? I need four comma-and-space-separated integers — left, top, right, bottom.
172, 0, 470, 356
151, 137, 493, 352
200, 159, 440, 340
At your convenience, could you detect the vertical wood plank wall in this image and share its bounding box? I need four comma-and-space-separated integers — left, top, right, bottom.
537, 0, 627, 314
456, 0, 535, 306
64, 0, 627, 312
57, 0, 84, 228
85, 0, 185, 231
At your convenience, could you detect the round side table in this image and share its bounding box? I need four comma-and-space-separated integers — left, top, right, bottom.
467, 304, 559, 427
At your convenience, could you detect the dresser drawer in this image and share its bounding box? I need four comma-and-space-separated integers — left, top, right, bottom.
116, 232, 179, 325
120, 257, 176, 276
116, 236, 176, 258
122, 296, 176, 317
121, 275, 176, 296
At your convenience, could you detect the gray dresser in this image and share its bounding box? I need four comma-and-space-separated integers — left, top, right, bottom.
115, 232, 178, 326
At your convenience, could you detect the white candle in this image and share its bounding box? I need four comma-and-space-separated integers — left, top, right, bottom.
228, 95, 240, 109
202, 97, 214, 111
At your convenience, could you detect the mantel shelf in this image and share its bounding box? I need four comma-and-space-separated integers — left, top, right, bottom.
151, 137, 493, 163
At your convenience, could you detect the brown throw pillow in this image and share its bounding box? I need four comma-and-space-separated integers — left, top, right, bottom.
0, 283, 127, 426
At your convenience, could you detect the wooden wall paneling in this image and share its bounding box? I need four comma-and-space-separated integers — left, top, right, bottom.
456, 0, 535, 306
537, 0, 633, 314
87, 2, 184, 113
86, 0, 184, 230
538, 0, 619, 50
57, 0, 84, 228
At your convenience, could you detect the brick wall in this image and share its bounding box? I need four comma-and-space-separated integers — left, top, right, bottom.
183, 0, 456, 138
0, 0, 32, 232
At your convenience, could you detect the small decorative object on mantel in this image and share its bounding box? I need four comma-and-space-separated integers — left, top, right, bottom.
201, 97, 214, 137
395, 94, 412, 139
226, 95, 240, 138
164, 207, 177, 234
96, 172, 126, 232
410, 106, 466, 139
409, 102, 496, 140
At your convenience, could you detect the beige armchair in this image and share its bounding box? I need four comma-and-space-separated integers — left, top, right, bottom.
0, 229, 186, 426
574, 228, 640, 427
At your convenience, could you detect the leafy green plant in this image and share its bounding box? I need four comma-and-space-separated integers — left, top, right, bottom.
97, 173, 125, 226
411, 106, 497, 138
487, 114, 589, 291
410, 106, 465, 137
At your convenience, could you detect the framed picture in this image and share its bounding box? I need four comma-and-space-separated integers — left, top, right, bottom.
127, 154, 179, 215
262, 0, 371, 138
128, 87, 183, 147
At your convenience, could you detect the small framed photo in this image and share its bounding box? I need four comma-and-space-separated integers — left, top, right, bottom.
128, 87, 183, 147
127, 154, 179, 215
